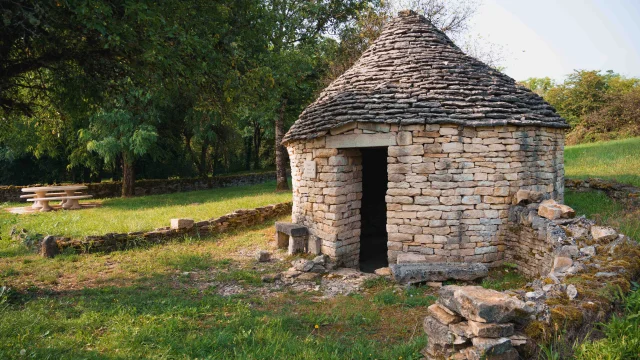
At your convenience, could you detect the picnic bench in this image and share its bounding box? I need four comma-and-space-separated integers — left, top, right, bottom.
21, 185, 92, 212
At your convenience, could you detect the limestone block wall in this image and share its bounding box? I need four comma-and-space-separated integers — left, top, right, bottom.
287, 139, 363, 267
286, 122, 565, 268
504, 206, 564, 277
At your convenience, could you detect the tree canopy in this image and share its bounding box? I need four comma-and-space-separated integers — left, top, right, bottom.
2, 0, 635, 191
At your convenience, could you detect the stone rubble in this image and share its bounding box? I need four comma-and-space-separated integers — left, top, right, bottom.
423, 285, 530, 359
255, 250, 271, 262
423, 191, 640, 359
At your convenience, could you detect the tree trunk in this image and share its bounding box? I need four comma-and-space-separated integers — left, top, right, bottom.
245, 136, 252, 171
275, 99, 289, 191
121, 152, 135, 198
198, 139, 210, 178
253, 123, 261, 170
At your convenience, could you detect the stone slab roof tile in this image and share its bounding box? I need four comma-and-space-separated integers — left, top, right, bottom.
283, 10, 569, 143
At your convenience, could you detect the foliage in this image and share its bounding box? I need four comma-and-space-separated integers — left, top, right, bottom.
520, 70, 640, 144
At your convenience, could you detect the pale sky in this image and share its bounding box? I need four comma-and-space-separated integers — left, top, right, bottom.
470, 0, 640, 81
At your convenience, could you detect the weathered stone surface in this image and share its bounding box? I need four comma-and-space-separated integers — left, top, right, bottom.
307, 236, 322, 255
551, 256, 572, 274
256, 250, 271, 262
428, 303, 462, 325
591, 226, 618, 242
297, 272, 321, 281
41, 236, 59, 258
261, 273, 281, 283
390, 263, 488, 284
282, 268, 301, 278
538, 199, 575, 220
313, 255, 327, 265
468, 320, 514, 338
423, 316, 467, 346
438, 286, 530, 323
326, 133, 397, 148
292, 259, 314, 272
288, 235, 307, 255
514, 189, 543, 204
275, 222, 308, 237
396, 253, 428, 264
471, 337, 515, 356
525, 290, 545, 301
170, 218, 194, 230
580, 246, 596, 257
374, 267, 391, 276
465, 345, 518, 360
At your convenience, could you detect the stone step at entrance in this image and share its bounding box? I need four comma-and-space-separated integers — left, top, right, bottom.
390, 262, 489, 284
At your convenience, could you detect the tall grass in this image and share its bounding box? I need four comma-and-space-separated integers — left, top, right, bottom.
574, 285, 640, 359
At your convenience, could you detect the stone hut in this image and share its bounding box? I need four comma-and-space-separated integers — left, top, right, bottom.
282, 11, 569, 272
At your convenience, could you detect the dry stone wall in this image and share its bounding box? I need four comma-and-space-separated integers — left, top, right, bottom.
422, 199, 640, 359
37, 202, 292, 256
287, 121, 565, 267
0, 172, 277, 202
288, 138, 363, 267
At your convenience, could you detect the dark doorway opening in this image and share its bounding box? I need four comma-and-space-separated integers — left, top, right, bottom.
359, 147, 388, 273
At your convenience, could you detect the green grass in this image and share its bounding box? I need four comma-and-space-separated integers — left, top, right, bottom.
0, 219, 433, 359
565, 190, 640, 241
481, 263, 528, 291
565, 137, 640, 187
573, 285, 640, 360
0, 180, 291, 238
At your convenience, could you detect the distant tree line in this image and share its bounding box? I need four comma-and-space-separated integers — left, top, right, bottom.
0, 0, 504, 194
520, 70, 640, 145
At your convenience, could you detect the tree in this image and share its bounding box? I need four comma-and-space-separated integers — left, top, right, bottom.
259, 0, 370, 191
519, 77, 556, 97
80, 83, 159, 197
325, 0, 505, 87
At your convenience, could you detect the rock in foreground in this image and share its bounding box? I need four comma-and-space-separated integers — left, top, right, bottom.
438, 285, 530, 323
390, 262, 488, 284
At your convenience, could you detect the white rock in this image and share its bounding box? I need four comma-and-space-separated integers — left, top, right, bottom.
567, 284, 578, 300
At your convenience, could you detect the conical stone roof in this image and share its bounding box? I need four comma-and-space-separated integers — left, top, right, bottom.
283, 10, 569, 143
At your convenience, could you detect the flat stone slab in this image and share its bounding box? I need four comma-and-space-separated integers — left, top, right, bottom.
389, 262, 488, 284
438, 286, 530, 323
275, 222, 308, 237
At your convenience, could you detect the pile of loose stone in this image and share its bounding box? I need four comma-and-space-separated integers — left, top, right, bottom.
423, 192, 639, 359
424, 285, 530, 359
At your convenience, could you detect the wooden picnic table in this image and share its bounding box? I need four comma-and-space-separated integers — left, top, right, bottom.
21, 185, 91, 212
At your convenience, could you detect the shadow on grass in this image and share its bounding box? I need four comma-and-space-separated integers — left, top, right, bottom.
1, 272, 426, 359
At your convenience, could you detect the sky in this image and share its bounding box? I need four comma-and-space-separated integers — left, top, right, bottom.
469, 0, 640, 82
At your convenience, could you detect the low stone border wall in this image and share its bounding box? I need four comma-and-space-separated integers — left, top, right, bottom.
38, 202, 292, 257
0, 171, 277, 202
423, 197, 640, 359
566, 177, 640, 207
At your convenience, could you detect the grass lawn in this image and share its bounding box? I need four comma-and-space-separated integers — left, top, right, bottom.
563, 138, 640, 358
1, 138, 639, 359
564, 137, 640, 187
0, 219, 438, 359
564, 137, 640, 242
565, 190, 640, 241
0, 180, 291, 239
